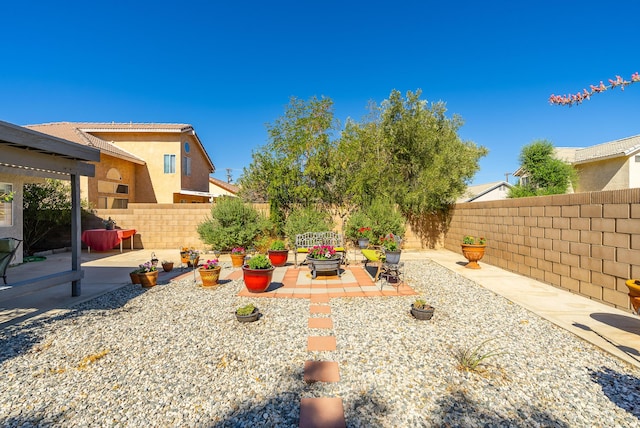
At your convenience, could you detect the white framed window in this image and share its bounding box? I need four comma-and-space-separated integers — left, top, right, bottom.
0, 183, 13, 227
183, 156, 191, 176
164, 154, 176, 174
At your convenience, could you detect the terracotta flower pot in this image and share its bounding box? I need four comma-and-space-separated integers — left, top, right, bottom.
162, 262, 174, 272
138, 270, 159, 288
461, 244, 486, 269
130, 272, 141, 284
199, 266, 221, 287
231, 253, 245, 268
625, 279, 640, 314
268, 250, 289, 267
242, 265, 274, 292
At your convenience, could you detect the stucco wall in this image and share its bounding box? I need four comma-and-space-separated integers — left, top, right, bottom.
575, 157, 629, 192
444, 188, 640, 312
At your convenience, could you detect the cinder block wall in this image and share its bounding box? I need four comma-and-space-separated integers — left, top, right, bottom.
444, 188, 640, 311
89, 204, 212, 251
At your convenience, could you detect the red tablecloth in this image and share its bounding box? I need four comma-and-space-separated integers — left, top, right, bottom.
81, 229, 136, 252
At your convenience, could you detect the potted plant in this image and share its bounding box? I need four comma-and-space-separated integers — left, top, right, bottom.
199, 258, 221, 287
356, 227, 372, 249
230, 247, 246, 268
129, 267, 143, 284
180, 247, 199, 267
102, 217, 116, 230
137, 261, 158, 288
381, 234, 402, 264
411, 299, 435, 320
625, 279, 640, 314
307, 245, 342, 279
242, 254, 274, 292
235, 303, 260, 323
267, 240, 289, 267
461, 236, 487, 269
161, 260, 174, 272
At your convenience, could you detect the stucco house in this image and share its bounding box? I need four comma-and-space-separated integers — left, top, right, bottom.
514, 135, 640, 193
26, 122, 215, 207
209, 176, 239, 197
456, 181, 513, 203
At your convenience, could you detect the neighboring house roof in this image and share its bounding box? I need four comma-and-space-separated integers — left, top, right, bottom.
513, 135, 640, 176
25, 122, 146, 164
25, 122, 215, 170
560, 134, 640, 164
457, 181, 513, 203
209, 177, 239, 195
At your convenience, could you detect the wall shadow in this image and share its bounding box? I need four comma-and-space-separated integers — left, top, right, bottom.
406, 207, 452, 249
588, 366, 640, 419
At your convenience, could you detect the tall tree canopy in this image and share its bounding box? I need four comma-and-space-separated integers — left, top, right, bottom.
240, 90, 487, 222
508, 140, 576, 197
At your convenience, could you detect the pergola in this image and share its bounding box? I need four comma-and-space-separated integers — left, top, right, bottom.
0, 120, 100, 296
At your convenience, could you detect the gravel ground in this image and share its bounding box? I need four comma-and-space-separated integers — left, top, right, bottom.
1, 259, 640, 427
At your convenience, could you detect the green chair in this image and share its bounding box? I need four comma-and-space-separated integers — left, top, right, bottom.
0, 238, 22, 285
361, 248, 384, 281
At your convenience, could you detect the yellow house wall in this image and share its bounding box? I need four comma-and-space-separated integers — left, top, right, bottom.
575, 157, 629, 192
90, 131, 212, 204
630, 154, 640, 188
87, 154, 138, 206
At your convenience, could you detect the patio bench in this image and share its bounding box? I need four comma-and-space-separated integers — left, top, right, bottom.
294, 231, 346, 267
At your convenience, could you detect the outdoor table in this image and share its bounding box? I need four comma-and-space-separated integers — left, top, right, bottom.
81, 229, 136, 253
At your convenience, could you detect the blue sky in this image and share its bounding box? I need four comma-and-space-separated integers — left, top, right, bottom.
2, 1, 639, 185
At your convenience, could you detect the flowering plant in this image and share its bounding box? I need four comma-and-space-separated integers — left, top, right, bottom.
308, 245, 337, 260
201, 259, 219, 270
381, 234, 400, 252
356, 227, 372, 239
462, 236, 486, 245
549, 72, 640, 106
231, 247, 245, 254
138, 261, 157, 273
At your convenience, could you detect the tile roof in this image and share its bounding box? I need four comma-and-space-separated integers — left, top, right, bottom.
456, 181, 512, 203
25, 123, 146, 164
558, 134, 640, 164
209, 176, 240, 194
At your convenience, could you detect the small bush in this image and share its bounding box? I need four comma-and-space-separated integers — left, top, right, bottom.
346, 198, 406, 245
283, 206, 332, 241
344, 211, 372, 242
236, 304, 256, 316
269, 240, 287, 251
197, 197, 267, 251
247, 254, 273, 269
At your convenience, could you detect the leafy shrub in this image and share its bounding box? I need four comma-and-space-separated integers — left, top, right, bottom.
247, 254, 273, 269
283, 206, 332, 241
269, 240, 287, 251
197, 197, 266, 251
236, 303, 256, 316
346, 198, 406, 245
344, 210, 372, 242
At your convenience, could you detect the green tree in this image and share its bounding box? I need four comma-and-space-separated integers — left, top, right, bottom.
22, 179, 72, 254
508, 140, 576, 197
375, 89, 487, 215
239, 96, 338, 220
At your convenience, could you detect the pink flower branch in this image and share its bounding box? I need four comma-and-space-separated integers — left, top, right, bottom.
549, 72, 640, 106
